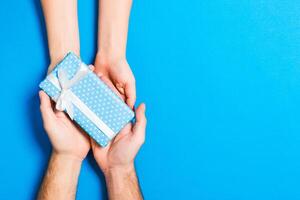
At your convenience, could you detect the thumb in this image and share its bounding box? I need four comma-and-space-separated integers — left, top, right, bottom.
132, 103, 147, 144
39, 91, 55, 122
125, 81, 136, 109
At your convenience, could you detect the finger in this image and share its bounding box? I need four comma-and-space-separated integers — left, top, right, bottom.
90, 137, 99, 150
132, 103, 147, 144
91, 137, 111, 152
90, 138, 102, 152
115, 123, 132, 141
93, 65, 106, 76
96, 71, 104, 77
54, 109, 68, 118
39, 91, 55, 121
125, 81, 136, 109
100, 76, 126, 100
116, 83, 125, 95
89, 65, 95, 71
92, 70, 126, 101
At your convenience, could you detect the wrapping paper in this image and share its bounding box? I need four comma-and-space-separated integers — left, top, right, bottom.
39, 52, 134, 147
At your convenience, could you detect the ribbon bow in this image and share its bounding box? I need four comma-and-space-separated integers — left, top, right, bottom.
54, 65, 89, 119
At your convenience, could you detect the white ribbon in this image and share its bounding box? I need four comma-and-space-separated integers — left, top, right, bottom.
47, 63, 116, 139
53, 64, 89, 119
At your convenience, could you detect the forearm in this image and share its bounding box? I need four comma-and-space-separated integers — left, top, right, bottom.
38, 153, 82, 200
105, 167, 143, 200
104, 165, 143, 200
98, 0, 132, 62
41, 0, 80, 70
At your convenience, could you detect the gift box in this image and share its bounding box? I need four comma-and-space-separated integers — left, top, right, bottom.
39, 52, 134, 147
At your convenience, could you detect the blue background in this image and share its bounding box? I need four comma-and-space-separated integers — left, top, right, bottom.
0, 0, 300, 199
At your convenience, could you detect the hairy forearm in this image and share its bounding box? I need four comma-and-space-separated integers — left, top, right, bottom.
38, 153, 82, 200
98, 0, 132, 61
104, 165, 143, 200
41, 0, 80, 70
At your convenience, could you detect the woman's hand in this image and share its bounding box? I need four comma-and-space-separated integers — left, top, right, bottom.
94, 53, 136, 109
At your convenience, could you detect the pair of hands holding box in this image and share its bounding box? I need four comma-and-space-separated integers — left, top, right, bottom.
38, 53, 146, 200
39, 52, 146, 168
38, 0, 145, 198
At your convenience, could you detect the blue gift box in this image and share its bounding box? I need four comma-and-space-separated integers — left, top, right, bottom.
39, 52, 134, 147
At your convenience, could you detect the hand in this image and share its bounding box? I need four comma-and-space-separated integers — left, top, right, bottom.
39, 91, 90, 161
94, 53, 136, 108
91, 103, 147, 175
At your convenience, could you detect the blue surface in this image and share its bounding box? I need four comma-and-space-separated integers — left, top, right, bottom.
0, 0, 300, 199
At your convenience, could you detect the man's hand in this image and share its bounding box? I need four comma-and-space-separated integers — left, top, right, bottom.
39, 91, 90, 160
91, 103, 146, 172
38, 91, 90, 200
94, 53, 136, 109
91, 101, 146, 200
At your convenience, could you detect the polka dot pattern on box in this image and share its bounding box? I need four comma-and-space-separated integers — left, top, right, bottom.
39, 52, 135, 147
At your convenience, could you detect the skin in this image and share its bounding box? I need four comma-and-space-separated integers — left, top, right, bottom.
41, 0, 136, 108
40, 0, 141, 198
37, 91, 90, 200
91, 98, 146, 200
37, 91, 146, 200
41, 0, 80, 72
95, 0, 136, 109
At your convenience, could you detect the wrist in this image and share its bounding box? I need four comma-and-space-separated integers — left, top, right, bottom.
104, 164, 142, 199
96, 50, 126, 68
51, 151, 84, 166
48, 49, 80, 72
103, 164, 136, 179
